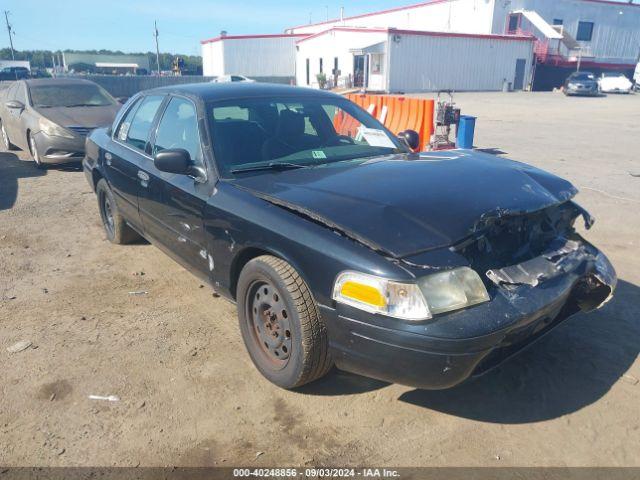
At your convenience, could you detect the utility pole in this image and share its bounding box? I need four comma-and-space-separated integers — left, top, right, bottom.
154, 21, 161, 75
3, 10, 15, 60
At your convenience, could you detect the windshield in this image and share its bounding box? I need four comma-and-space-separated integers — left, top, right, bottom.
208, 96, 406, 176
29, 83, 116, 108
570, 73, 595, 81
602, 72, 625, 78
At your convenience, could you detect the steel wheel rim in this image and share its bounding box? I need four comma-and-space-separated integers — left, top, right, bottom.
100, 191, 115, 237
246, 280, 292, 370
30, 136, 40, 164
1, 124, 8, 149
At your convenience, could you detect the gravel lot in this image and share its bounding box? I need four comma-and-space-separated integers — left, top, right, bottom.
1, 91, 639, 468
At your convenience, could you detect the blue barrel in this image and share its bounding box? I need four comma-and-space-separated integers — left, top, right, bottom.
456, 115, 476, 149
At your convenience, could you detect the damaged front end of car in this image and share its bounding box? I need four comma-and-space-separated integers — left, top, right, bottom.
324, 199, 617, 389
450, 200, 616, 314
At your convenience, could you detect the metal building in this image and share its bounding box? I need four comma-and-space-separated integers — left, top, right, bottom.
200, 33, 304, 82
287, 0, 640, 89
296, 27, 534, 92
62, 53, 151, 75
202, 0, 640, 91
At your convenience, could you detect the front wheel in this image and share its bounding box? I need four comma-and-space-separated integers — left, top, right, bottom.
96, 179, 140, 244
237, 255, 333, 389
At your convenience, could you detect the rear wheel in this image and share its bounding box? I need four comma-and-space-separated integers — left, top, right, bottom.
237, 255, 332, 389
0, 119, 15, 151
96, 179, 140, 244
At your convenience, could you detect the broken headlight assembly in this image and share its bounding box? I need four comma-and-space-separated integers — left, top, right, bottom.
332, 267, 490, 321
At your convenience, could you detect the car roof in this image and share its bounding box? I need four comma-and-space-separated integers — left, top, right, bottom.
146, 82, 343, 102
24, 78, 100, 87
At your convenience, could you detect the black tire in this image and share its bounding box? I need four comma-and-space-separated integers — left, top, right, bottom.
0, 119, 16, 151
96, 178, 140, 245
237, 255, 332, 389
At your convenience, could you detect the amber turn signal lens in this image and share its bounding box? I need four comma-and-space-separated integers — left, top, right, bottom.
340, 281, 387, 308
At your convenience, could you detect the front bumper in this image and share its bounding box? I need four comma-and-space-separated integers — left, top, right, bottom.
321, 245, 616, 390
33, 131, 86, 164
600, 87, 632, 94
566, 85, 599, 96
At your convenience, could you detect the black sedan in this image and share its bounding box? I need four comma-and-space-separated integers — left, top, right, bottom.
83, 83, 616, 390
563, 71, 600, 96
0, 78, 120, 167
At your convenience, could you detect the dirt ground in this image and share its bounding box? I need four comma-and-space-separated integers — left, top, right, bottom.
1, 91, 639, 468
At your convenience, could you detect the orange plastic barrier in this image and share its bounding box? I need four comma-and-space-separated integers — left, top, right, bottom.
337, 94, 434, 151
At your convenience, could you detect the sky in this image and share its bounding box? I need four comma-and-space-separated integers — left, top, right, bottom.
1, 0, 406, 55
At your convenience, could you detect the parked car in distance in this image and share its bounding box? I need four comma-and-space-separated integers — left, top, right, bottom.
598, 71, 633, 94
0, 78, 120, 167
0, 66, 30, 81
211, 74, 255, 83
634, 62, 640, 91
83, 83, 616, 390
563, 71, 599, 96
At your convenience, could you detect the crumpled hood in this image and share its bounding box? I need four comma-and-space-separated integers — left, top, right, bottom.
36, 105, 120, 128
230, 150, 578, 258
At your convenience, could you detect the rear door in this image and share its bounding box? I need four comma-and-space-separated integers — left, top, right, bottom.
138, 95, 211, 280
105, 94, 165, 232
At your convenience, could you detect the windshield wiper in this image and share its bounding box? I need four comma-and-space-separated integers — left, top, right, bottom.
231, 162, 308, 174
65, 103, 104, 107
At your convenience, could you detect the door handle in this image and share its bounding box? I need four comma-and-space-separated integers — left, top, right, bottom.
137, 170, 149, 188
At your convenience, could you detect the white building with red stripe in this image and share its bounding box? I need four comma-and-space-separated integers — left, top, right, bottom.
201, 0, 640, 91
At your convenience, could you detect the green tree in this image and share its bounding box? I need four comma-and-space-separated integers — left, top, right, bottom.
0, 48, 202, 73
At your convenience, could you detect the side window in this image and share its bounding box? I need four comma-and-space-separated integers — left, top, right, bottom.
122, 95, 164, 151
153, 97, 203, 166
115, 98, 141, 142
576, 21, 594, 41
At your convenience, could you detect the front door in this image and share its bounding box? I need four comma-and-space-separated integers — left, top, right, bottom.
106, 94, 165, 231
138, 95, 211, 280
514, 58, 527, 90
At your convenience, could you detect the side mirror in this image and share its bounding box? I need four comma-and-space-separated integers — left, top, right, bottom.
154, 148, 191, 175
397, 129, 420, 151
6, 100, 25, 110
